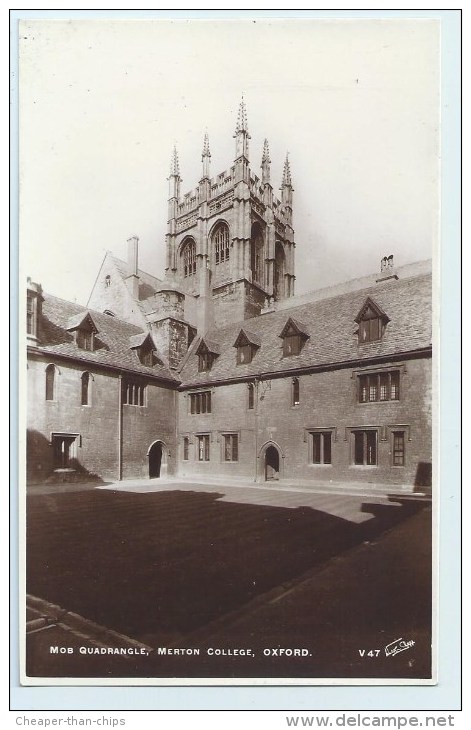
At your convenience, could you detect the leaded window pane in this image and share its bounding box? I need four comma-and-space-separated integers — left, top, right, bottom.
393, 432, 405, 466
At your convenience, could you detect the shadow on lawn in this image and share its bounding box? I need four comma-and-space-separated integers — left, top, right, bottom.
26, 488, 425, 646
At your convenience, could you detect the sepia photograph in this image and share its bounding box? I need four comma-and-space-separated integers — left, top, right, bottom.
18, 14, 444, 687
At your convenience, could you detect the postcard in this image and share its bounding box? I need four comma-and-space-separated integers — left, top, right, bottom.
17, 14, 450, 690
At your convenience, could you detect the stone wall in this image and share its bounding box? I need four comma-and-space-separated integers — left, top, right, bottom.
27, 355, 178, 483
177, 355, 432, 489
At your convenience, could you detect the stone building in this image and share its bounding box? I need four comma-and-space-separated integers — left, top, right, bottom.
26, 280, 179, 483
176, 259, 432, 489
88, 98, 294, 367
27, 100, 432, 491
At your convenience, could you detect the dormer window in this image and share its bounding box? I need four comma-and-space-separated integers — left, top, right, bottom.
284, 334, 301, 356
196, 338, 221, 373
77, 330, 94, 351
199, 351, 215, 372
66, 312, 98, 352
355, 298, 390, 344
141, 350, 154, 367
233, 328, 261, 365
279, 318, 309, 357
238, 344, 252, 364
129, 332, 158, 368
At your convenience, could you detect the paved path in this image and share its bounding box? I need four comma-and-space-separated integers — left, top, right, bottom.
25, 478, 430, 680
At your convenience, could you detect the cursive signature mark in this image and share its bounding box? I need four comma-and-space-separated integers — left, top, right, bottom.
384, 638, 415, 657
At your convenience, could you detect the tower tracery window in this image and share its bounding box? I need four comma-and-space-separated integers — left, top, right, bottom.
213, 224, 230, 265
274, 241, 286, 300
182, 239, 196, 277
250, 223, 264, 286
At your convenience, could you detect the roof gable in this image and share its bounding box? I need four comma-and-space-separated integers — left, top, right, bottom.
354, 296, 390, 324
129, 332, 155, 350
35, 293, 179, 384
196, 337, 222, 356
66, 311, 99, 333
177, 270, 432, 387
279, 317, 310, 340
232, 327, 262, 349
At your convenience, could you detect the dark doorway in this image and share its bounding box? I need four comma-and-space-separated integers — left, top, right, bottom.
265, 445, 280, 481
149, 442, 163, 478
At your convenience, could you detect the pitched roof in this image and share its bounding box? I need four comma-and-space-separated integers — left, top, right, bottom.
66, 311, 99, 332
196, 337, 222, 355
279, 317, 310, 339
34, 293, 179, 383
129, 332, 154, 349
110, 254, 163, 301
233, 327, 262, 348
178, 270, 432, 387
354, 296, 390, 323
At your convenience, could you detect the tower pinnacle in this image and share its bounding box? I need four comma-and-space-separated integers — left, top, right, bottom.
281, 153, 292, 188
235, 95, 249, 133
202, 131, 211, 159
201, 132, 211, 180
261, 139, 271, 185
280, 153, 293, 222
168, 145, 181, 202
262, 138, 271, 164
170, 145, 180, 177
233, 96, 250, 162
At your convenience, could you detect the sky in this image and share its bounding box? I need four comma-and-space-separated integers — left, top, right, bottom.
19, 17, 440, 305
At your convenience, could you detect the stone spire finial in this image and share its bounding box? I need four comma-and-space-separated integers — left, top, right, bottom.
282, 153, 292, 187
235, 94, 248, 134
168, 145, 181, 203
234, 95, 250, 164
170, 145, 180, 176
262, 138, 270, 164
202, 131, 211, 159
261, 138, 271, 185
201, 131, 211, 181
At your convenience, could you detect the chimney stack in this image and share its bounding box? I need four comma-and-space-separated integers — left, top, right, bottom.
376, 254, 398, 283
126, 236, 140, 299
127, 235, 139, 276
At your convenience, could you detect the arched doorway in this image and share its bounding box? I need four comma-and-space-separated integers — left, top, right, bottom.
148, 441, 167, 478
265, 445, 280, 481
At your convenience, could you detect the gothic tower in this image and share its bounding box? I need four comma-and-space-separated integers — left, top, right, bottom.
165, 99, 296, 333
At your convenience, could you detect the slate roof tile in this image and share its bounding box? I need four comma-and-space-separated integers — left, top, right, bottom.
34, 294, 179, 383
233, 327, 262, 348
178, 271, 432, 387
111, 254, 162, 301
65, 311, 99, 332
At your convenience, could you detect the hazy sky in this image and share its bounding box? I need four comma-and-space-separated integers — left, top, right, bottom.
19, 18, 440, 305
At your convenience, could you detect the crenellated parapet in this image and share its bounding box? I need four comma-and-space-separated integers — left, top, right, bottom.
209, 168, 235, 198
